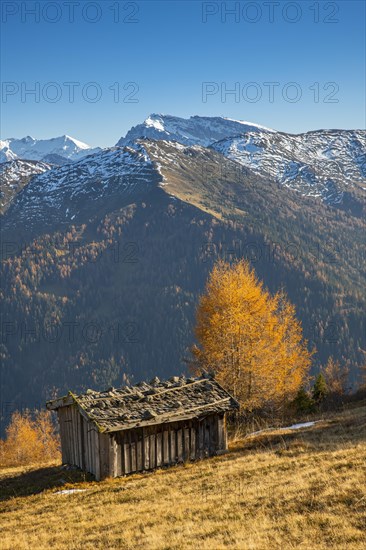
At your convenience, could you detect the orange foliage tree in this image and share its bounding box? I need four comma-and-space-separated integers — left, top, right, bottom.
0, 410, 60, 467
322, 357, 349, 396
191, 259, 312, 412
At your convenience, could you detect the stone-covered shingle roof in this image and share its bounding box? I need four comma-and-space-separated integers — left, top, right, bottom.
46, 375, 239, 433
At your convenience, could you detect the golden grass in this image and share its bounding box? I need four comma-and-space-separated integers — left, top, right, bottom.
0, 405, 365, 550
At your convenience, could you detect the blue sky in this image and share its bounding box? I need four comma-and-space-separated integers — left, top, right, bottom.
1, 0, 365, 147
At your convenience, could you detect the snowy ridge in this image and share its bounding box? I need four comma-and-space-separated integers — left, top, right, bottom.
3, 146, 159, 228
117, 114, 365, 205
211, 129, 366, 204
0, 159, 51, 186
0, 135, 101, 164
2, 116, 365, 223
0, 159, 52, 213
117, 114, 273, 148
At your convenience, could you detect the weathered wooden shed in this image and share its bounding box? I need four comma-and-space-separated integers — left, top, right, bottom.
47, 375, 239, 480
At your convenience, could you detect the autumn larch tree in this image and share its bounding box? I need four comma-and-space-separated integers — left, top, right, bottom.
191, 259, 312, 412
322, 357, 349, 397
0, 410, 60, 467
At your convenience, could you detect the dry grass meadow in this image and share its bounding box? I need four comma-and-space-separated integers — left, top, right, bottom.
0, 404, 365, 550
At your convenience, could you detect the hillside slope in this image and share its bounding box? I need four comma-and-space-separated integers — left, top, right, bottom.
0, 159, 52, 214
1, 405, 365, 549
211, 129, 366, 210
1, 140, 365, 412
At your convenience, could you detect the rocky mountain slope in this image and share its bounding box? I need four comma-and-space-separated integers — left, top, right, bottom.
0, 159, 52, 214
211, 129, 366, 210
117, 114, 365, 210
2, 146, 158, 233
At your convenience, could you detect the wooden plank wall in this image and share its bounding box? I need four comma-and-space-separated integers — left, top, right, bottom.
58, 408, 228, 480
58, 405, 101, 480
102, 413, 228, 478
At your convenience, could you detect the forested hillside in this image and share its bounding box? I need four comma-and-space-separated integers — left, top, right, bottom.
1, 140, 364, 418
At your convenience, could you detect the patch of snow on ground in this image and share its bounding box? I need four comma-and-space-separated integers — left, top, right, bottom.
54, 489, 87, 495
283, 421, 316, 430
248, 421, 317, 437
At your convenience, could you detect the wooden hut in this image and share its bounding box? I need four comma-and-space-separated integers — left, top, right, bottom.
46, 375, 239, 480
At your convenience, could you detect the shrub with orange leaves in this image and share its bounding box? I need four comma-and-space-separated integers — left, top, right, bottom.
0, 410, 60, 467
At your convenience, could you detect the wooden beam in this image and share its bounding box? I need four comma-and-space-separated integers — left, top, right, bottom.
156, 431, 162, 467
198, 420, 204, 459
217, 414, 224, 451
74, 407, 81, 468
223, 413, 228, 451
183, 427, 190, 462
66, 406, 74, 466
163, 429, 169, 465
99, 432, 110, 479
87, 421, 93, 474
130, 431, 137, 473
110, 436, 118, 477
88, 423, 93, 474
84, 417, 90, 473
124, 431, 131, 474
177, 428, 183, 462
46, 394, 74, 410
170, 427, 176, 464
149, 432, 156, 469
94, 428, 101, 480
115, 432, 122, 476
143, 428, 150, 470
136, 431, 143, 471
190, 426, 196, 460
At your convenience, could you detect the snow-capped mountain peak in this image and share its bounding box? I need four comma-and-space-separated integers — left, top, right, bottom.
144, 114, 166, 132
0, 135, 101, 165
117, 114, 273, 148
59, 134, 92, 150
18, 135, 35, 143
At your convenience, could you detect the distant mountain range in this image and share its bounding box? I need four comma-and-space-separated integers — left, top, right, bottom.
1, 114, 365, 417
0, 134, 100, 164
2, 115, 364, 214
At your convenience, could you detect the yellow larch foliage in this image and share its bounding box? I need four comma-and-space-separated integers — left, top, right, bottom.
323, 356, 349, 395
192, 259, 312, 412
0, 410, 60, 467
